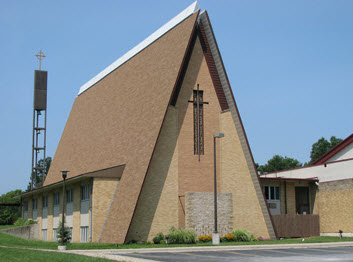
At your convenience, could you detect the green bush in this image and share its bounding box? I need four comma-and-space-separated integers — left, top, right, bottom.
13, 218, 36, 227
232, 228, 255, 242
167, 227, 197, 244
152, 232, 165, 244
56, 221, 71, 245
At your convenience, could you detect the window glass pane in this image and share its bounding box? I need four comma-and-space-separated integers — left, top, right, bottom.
275, 186, 280, 200
81, 185, 89, 201
66, 189, 73, 203
270, 186, 275, 200
54, 193, 60, 206
264, 186, 269, 200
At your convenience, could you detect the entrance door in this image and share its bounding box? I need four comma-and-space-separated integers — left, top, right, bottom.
295, 187, 310, 214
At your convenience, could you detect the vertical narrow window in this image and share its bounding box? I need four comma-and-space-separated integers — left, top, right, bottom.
42, 229, 47, 241
42, 195, 48, 208
275, 186, 280, 200
32, 199, 37, 210
53, 192, 60, 206
193, 89, 204, 155
66, 189, 73, 203
80, 226, 89, 242
188, 84, 208, 160
81, 185, 89, 201
24, 200, 29, 212
270, 186, 275, 200
53, 228, 58, 241
264, 186, 269, 200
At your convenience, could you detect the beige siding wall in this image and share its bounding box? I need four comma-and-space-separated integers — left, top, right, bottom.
92, 177, 119, 242
127, 107, 179, 242
220, 111, 270, 239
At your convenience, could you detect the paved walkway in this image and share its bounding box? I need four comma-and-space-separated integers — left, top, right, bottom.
66, 242, 353, 262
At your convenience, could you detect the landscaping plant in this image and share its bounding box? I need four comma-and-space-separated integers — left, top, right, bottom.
232, 228, 255, 242
167, 227, 197, 244
152, 232, 165, 244
56, 221, 71, 245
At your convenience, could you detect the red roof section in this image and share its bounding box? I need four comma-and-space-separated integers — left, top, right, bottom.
312, 133, 353, 165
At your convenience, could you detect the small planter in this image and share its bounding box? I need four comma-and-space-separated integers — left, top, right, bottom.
58, 245, 67, 251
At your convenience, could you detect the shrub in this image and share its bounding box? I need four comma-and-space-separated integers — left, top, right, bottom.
198, 234, 212, 243
13, 217, 26, 227
13, 218, 36, 227
56, 221, 71, 245
232, 228, 255, 242
167, 227, 197, 244
152, 232, 165, 244
160, 239, 166, 244
223, 233, 235, 242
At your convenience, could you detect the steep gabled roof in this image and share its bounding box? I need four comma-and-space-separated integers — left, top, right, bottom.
45, 5, 200, 244
312, 133, 353, 165
44, 3, 275, 242
78, 2, 199, 95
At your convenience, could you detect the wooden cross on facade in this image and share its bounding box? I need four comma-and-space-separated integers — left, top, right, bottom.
36, 49, 46, 70
188, 84, 209, 161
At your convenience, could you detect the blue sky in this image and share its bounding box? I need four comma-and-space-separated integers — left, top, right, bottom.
1, 0, 352, 195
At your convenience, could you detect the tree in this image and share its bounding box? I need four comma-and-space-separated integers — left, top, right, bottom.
0, 189, 22, 225
309, 136, 342, 164
257, 155, 302, 174
27, 157, 52, 191
56, 221, 71, 245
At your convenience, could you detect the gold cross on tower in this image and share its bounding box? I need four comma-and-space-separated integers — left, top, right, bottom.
36, 49, 46, 70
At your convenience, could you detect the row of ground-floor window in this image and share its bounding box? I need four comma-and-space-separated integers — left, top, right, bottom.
41, 226, 89, 242
21, 181, 92, 243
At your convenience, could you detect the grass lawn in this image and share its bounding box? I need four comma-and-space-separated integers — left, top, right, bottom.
0, 247, 115, 262
0, 232, 352, 250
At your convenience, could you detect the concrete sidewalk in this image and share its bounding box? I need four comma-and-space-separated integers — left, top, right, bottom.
65, 242, 353, 262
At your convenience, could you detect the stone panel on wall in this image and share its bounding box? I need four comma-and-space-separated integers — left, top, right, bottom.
185, 192, 233, 236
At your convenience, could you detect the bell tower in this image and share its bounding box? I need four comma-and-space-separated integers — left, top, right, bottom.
30, 50, 48, 190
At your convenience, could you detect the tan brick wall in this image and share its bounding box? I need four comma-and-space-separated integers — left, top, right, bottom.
47, 193, 53, 241
35, 193, 43, 240
92, 177, 119, 242
127, 107, 179, 242
318, 179, 353, 233
220, 111, 270, 239
176, 36, 222, 228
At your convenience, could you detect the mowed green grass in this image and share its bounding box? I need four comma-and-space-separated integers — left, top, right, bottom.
0, 232, 352, 250
0, 247, 115, 262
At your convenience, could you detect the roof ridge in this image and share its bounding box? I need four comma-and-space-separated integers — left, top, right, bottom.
78, 1, 200, 96
311, 133, 353, 165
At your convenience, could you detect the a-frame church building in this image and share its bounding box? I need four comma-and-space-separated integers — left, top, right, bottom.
19, 2, 276, 243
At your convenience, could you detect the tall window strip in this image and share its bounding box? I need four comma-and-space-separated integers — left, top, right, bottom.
42, 229, 47, 241
66, 189, 73, 203
42, 195, 48, 208
188, 84, 208, 160
24, 200, 28, 212
53, 192, 60, 206
81, 185, 89, 201
193, 89, 204, 156
32, 199, 37, 210
80, 226, 89, 242
53, 228, 58, 241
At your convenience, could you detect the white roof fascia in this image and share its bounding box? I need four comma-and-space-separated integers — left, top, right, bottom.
78, 1, 200, 96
